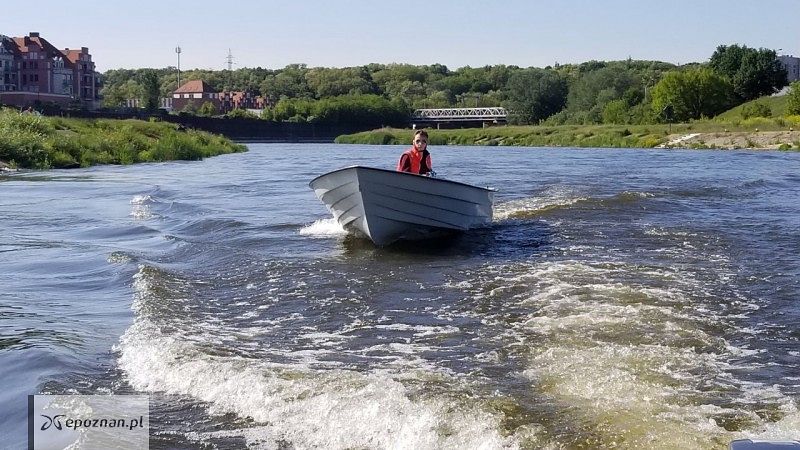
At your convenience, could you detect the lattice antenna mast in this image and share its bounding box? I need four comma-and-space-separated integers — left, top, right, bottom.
226, 49, 236, 71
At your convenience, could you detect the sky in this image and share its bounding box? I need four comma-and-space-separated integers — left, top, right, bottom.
1, 0, 797, 73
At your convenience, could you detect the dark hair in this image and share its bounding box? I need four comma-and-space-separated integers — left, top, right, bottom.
413, 129, 428, 139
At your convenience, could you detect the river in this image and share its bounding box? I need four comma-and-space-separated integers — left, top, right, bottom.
2, 143, 799, 449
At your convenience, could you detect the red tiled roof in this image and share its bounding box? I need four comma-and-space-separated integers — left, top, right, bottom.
13, 34, 62, 57
175, 80, 217, 94
62, 49, 84, 64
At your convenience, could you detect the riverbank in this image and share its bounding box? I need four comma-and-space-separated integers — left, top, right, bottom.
659, 131, 800, 150
0, 109, 246, 170
336, 118, 800, 150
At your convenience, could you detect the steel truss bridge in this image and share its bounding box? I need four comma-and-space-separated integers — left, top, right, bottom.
411, 107, 508, 123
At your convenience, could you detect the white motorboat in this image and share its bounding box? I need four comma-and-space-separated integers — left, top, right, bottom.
309, 166, 494, 246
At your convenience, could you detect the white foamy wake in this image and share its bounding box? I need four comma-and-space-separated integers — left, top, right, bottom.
298, 218, 347, 238
117, 266, 535, 449
499, 260, 800, 448
129, 194, 155, 220
493, 186, 587, 221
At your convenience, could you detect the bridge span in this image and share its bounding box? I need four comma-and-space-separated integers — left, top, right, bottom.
411, 107, 508, 127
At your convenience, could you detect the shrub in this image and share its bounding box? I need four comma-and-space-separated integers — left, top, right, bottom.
0, 108, 244, 169
225, 108, 259, 119
741, 102, 772, 119
50, 151, 79, 168
787, 81, 800, 115
639, 136, 662, 148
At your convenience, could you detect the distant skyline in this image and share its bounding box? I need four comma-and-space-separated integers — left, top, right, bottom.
2, 0, 797, 73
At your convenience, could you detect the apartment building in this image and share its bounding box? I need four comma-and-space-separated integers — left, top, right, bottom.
779, 54, 800, 83
0, 32, 101, 109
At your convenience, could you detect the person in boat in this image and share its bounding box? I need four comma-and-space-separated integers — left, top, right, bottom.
397, 130, 434, 176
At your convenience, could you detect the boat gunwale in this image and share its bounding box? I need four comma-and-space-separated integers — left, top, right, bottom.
309, 165, 496, 193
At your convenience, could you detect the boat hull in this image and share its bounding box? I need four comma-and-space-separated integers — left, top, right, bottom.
310, 166, 494, 246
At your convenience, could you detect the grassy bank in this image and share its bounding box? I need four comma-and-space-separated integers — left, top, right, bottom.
714, 95, 789, 121
0, 109, 246, 169
335, 116, 800, 149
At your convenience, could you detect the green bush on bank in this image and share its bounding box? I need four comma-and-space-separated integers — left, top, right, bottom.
0, 108, 246, 169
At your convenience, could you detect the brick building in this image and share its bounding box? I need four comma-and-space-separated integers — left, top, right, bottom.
172, 79, 218, 112
0, 32, 101, 109
172, 79, 268, 114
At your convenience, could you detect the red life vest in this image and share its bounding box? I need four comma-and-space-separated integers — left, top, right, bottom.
396, 147, 432, 175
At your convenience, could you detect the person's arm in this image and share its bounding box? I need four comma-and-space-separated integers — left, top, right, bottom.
397, 153, 411, 172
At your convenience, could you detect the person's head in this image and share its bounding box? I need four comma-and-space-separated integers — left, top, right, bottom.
412, 130, 428, 151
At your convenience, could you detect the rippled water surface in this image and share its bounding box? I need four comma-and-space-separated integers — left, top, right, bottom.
2, 144, 800, 449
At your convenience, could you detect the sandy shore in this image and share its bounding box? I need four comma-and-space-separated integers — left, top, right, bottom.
661, 131, 800, 150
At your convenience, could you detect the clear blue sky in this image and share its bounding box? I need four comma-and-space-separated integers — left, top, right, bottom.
2, 0, 797, 72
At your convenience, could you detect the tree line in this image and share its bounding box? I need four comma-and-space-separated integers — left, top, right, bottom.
101, 44, 791, 126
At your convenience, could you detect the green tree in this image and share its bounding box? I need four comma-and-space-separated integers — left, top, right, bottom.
370, 64, 431, 99
120, 79, 143, 105
416, 90, 453, 108
709, 44, 788, 100
100, 78, 143, 108
180, 101, 198, 114
100, 84, 127, 108
787, 81, 800, 115
602, 99, 630, 124
137, 69, 161, 110
197, 101, 217, 116
304, 67, 375, 98
272, 97, 315, 121
503, 68, 568, 124
650, 68, 735, 121
566, 66, 641, 114
260, 64, 313, 100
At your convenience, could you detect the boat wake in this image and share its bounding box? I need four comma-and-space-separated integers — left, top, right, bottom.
117, 264, 540, 448
494, 187, 656, 221
298, 218, 347, 238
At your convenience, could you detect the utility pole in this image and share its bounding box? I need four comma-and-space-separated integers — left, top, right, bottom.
175, 45, 181, 87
